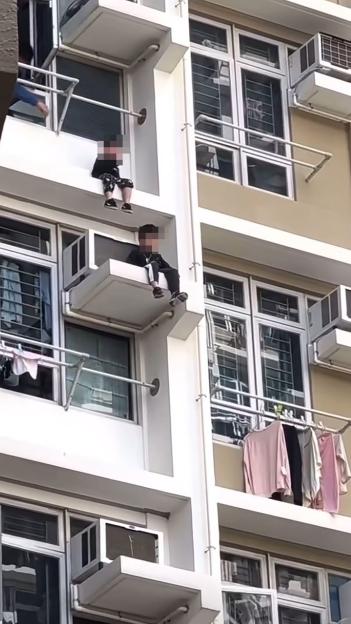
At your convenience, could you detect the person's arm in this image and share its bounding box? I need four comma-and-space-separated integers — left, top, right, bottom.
13, 83, 49, 116
126, 249, 146, 267
14, 83, 40, 106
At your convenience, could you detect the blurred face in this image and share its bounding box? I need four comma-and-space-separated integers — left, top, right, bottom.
140, 233, 159, 252
97, 141, 123, 164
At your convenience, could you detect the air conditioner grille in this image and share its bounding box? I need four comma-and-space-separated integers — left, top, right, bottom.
330, 290, 339, 322
321, 34, 351, 70
346, 289, 351, 318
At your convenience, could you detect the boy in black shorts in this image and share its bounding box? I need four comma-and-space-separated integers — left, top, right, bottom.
92, 138, 134, 214
127, 224, 188, 305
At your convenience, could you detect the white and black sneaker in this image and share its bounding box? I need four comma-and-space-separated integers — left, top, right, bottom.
170, 291, 188, 306
121, 203, 133, 214
104, 198, 118, 209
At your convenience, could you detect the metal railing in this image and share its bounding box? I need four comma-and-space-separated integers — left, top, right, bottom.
210, 384, 351, 437
195, 114, 332, 182
16, 62, 146, 134
0, 331, 159, 411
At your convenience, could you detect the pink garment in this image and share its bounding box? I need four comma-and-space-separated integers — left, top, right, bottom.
243, 421, 291, 498
11, 349, 41, 380
316, 433, 339, 513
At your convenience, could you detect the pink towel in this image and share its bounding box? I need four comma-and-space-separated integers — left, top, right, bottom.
243, 421, 291, 498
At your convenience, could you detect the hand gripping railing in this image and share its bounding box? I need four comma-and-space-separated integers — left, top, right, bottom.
0, 331, 159, 411
195, 114, 332, 182
210, 384, 351, 435
17, 62, 147, 134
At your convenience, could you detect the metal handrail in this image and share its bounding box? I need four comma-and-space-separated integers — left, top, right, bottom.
16, 62, 145, 134
195, 114, 332, 182
0, 331, 159, 410
211, 383, 351, 434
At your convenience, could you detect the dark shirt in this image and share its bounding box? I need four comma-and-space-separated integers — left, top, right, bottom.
127, 249, 170, 270
91, 158, 120, 179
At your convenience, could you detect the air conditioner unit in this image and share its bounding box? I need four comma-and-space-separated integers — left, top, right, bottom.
71, 519, 162, 583
308, 286, 351, 343
63, 231, 137, 290
289, 33, 351, 88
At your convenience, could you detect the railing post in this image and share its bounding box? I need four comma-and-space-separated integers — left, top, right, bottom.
64, 356, 87, 411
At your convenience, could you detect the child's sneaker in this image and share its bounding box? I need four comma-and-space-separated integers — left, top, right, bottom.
170, 291, 188, 305
104, 198, 118, 209
121, 203, 133, 214
153, 287, 164, 299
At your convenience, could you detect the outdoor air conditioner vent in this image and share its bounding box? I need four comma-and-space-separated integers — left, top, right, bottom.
308, 286, 351, 343
71, 519, 161, 583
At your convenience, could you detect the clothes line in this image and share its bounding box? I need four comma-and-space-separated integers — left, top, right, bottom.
211, 384, 351, 434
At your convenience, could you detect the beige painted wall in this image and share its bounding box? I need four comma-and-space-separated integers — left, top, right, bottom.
220, 527, 351, 572
206, 251, 351, 517
192, 2, 351, 248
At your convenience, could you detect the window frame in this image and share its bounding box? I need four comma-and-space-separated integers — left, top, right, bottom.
326, 569, 351, 624
269, 556, 328, 610
62, 320, 137, 424
205, 267, 312, 445
0, 210, 56, 263
0, 500, 67, 624
251, 280, 306, 329
189, 14, 232, 59
190, 15, 294, 199
204, 268, 250, 315
221, 545, 269, 588
222, 584, 279, 624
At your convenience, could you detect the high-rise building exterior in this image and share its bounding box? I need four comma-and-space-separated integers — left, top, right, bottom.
1, 0, 351, 623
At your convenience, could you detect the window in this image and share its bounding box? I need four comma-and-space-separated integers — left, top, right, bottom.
206, 270, 309, 445
0, 502, 64, 624
221, 549, 342, 624
65, 324, 133, 420
55, 57, 122, 141
0, 215, 56, 400
196, 142, 235, 180
191, 18, 292, 197
328, 573, 351, 623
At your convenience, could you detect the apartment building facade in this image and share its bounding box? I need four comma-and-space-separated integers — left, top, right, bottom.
1, 0, 351, 623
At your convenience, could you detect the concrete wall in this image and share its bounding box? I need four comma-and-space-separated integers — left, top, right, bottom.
0, 0, 17, 138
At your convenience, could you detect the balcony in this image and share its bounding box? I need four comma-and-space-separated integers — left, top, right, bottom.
73, 555, 220, 624
60, 0, 187, 71
0, 64, 170, 225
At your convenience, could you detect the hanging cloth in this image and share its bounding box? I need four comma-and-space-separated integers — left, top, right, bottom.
243, 420, 291, 498
298, 428, 322, 507
315, 432, 339, 513
333, 433, 351, 495
272, 425, 303, 505
11, 349, 41, 380
0, 259, 23, 327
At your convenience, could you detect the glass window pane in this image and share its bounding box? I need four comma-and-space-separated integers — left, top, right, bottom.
2, 505, 58, 544
257, 288, 299, 323
240, 35, 280, 69
279, 607, 321, 624
276, 564, 319, 600
221, 552, 262, 586
224, 591, 275, 624
247, 157, 288, 196
211, 405, 252, 445
190, 19, 228, 53
329, 574, 351, 623
242, 69, 285, 156
260, 324, 305, 412
0, 256, 52, 345
192, 53, 233, 138
0, 216, 51, 255
196, 142, 235, 180
65, 324, 132, 420
2, 545, 60, 624
204, 274, 244, 307
56, 57, 121, 141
